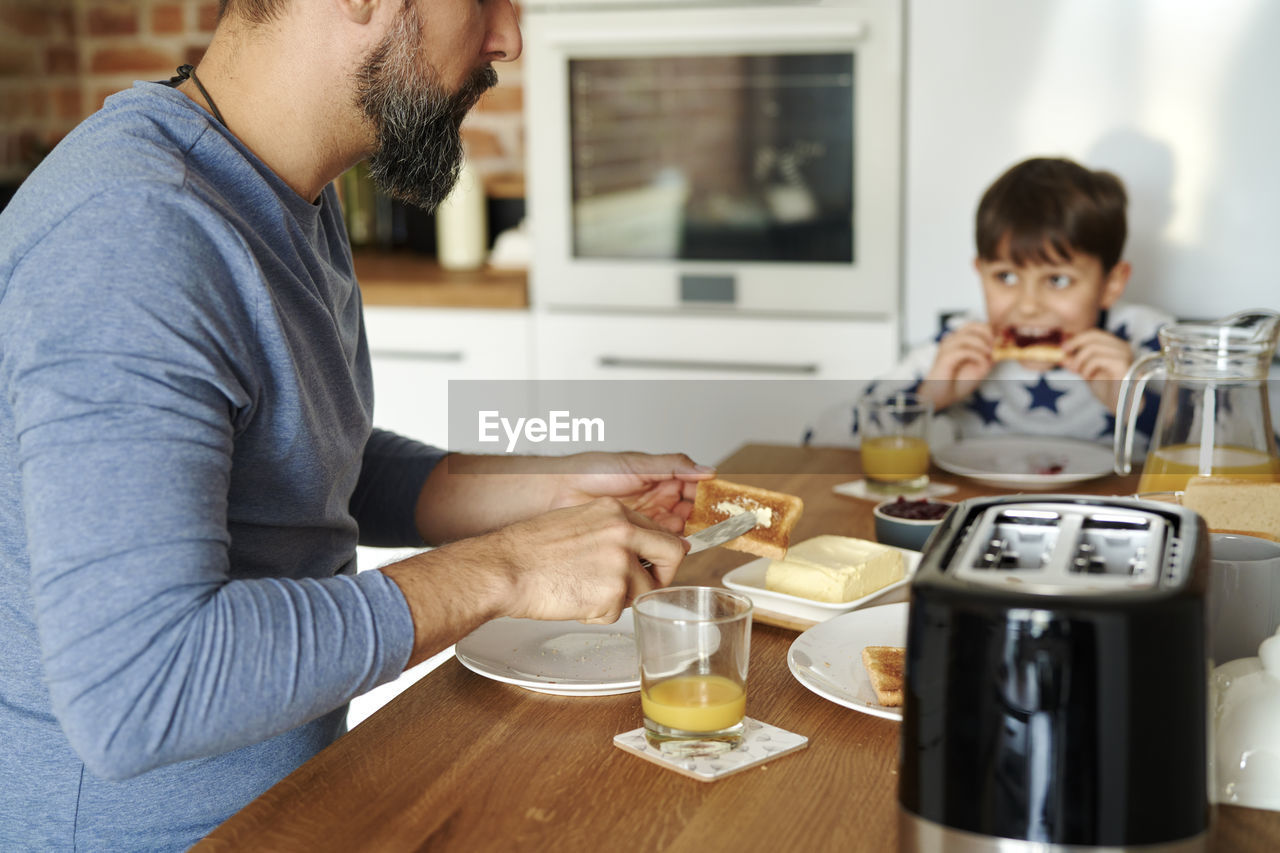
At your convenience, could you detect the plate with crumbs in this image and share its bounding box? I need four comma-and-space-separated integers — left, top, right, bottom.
932, 436, 1114, 489
723, 546, 920, 627
456, 610, 640, 696
788, 602, 908, 721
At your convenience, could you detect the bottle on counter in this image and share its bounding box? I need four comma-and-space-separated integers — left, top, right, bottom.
435, 159, 488, 270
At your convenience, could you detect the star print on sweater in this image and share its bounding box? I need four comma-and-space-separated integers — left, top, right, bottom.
967, 389, 1003, 426
1098, 411, 1117, 440
1025, 375, 1068, 413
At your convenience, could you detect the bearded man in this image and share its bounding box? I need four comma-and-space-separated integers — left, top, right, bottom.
0, 1, 711, 848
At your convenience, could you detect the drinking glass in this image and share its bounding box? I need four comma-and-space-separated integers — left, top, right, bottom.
858, 391, 933, 492
633, 587, 752, 757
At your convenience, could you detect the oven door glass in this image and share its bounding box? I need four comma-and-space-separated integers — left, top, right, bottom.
568, 52, 854, 264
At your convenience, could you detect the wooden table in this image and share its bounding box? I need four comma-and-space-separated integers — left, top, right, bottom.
197, 444, 1280, 851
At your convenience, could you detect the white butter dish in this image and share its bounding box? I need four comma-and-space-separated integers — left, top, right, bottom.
723, 539, 921, 626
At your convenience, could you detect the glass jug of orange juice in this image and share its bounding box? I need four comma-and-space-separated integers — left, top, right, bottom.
1115, 309, 1280, 491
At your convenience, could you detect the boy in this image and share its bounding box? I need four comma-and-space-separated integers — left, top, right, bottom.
806, 157, 1173, 448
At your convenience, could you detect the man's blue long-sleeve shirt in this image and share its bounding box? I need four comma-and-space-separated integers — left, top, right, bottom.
0, 82, 443, 849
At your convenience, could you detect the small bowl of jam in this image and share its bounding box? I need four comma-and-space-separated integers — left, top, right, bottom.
872, 496, 956, 551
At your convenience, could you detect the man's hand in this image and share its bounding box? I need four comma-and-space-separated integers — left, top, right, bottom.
1061, 329, 1135, 412
415, 451, 714, 544
383, 496, 691, 665
488, 496, 689, 622
546, 451, 716, 533
917, 322, 996, 411
393, 451, 716, 666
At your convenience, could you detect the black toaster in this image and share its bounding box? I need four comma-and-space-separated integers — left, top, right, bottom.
898, 495, 1211, 852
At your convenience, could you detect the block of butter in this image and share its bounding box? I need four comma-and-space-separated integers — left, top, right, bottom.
764, 535, 905, 603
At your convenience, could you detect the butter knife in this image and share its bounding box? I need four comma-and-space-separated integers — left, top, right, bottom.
683, 511, 760, 554
640, 511, 760, 570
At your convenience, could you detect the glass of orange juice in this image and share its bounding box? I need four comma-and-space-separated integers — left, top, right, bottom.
633, 587, 752, 757
858, 391, 933, 493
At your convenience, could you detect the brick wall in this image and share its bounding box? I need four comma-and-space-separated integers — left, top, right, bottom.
0, 0, 80, 184
0, 0, 526, 194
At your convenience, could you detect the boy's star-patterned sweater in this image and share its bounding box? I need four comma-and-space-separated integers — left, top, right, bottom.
805, 303, 1175, 449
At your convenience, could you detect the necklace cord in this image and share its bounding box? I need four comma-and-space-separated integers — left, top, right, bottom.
170, 64, 227, 127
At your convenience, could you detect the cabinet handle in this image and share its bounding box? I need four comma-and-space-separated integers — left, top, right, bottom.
597, 356, 818, 376
371, 349, 465, 363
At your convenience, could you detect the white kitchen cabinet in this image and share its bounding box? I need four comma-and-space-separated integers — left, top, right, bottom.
361, 302, 897, 469
363, 306, 534, 448
531, 310, 897, 464
351, 305, 532, 730
534, 310, 895, 379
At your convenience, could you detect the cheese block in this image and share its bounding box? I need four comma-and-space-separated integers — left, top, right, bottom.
764, 535, 904, 603
1182, 476, 1280, 542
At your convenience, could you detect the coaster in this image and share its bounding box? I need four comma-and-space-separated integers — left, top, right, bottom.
613, 718, 808, 781
833, 479, 957, 502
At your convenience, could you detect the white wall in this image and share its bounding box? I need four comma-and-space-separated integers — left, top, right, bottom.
903, 0, 1280, 346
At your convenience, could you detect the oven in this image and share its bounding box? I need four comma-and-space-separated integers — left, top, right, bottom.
522, 0, 905, 318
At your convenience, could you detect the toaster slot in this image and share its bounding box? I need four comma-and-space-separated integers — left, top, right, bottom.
974, 511, 1060, 572
949, 502, 1175, 595
1072, 515, 1156, 580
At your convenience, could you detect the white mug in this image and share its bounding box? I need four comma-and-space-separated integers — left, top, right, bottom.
1209, 533, 1280, 666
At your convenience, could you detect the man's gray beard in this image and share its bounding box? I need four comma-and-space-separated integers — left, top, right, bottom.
354, 19, 497, 211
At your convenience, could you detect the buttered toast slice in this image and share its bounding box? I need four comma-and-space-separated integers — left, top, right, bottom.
861, 645, 905, 708
684, 478, 803, 561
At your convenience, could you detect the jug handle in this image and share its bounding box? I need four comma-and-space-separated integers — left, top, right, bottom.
1114, 352, 1163, 475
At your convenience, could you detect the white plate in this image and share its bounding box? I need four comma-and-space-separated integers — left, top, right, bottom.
788, 602, 909, 721
455, 610, 639, 695
932, 435, 1114, 489
723, 546, 920, 625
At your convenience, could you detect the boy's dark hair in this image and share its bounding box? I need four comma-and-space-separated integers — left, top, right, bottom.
975, 157, 1128, 273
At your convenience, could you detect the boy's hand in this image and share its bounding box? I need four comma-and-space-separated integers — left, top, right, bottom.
918, 322, 996, 410
1061, 329, 1134, 412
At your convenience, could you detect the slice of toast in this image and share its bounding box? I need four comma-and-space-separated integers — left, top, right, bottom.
992, 328, 1065, 364
1182, 476, 1280, 542
993, 343, 1065, 364
684, 478, 803, 561
861, 645, 905, 707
